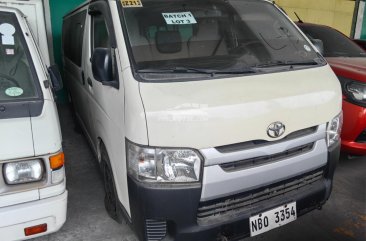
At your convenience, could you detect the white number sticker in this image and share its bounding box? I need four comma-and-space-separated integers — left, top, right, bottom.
162, 12, 197, 25
121, 0, 143, 8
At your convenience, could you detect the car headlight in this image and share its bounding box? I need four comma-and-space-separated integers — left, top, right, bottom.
346, 82, 366, 102
326, 112, 343, 148
126, 140, 202, 183
3, 160, 44, 185
338, 77, 366, 106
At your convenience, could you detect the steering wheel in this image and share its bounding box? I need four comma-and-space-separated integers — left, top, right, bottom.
0, 73, 20, 91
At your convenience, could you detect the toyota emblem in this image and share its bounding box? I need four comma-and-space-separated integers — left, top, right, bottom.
267, 122, 286, 138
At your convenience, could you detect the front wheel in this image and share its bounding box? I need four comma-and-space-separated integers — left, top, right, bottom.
101, 145, 122, 223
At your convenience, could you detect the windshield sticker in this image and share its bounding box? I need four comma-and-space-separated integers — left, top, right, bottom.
304, 45, 311, 52
121, 0, 143, 8
5, 49, 14, 55
5, 87, 23, 97
162, 12, 197, 25
0, 23, 15, 45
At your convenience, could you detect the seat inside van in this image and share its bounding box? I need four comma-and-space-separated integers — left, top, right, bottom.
188, 18, 227, 58
126, 11, 231, 64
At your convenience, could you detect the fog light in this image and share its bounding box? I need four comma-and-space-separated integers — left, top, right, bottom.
3, 160, 43, 184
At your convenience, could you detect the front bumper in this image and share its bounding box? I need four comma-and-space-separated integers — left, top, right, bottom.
128, 142, 340, 241
0, 191, 68, 241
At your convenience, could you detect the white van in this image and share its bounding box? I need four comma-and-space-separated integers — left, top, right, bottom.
63, 0, 342, 240
0, 4, 67, 241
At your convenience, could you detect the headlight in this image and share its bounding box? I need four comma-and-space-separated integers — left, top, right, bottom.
3, 160, 44, 185
127, 140, 202, 183
346, 82, 366, 102
338, 77, 366, 106
326, 113, 343, 148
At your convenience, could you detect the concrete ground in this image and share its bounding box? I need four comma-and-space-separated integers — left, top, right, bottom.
33, 105, 365, 241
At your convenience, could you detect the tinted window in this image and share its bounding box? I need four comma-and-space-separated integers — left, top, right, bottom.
63, 11, 86, 66
120, 0, 321, 80
299, 24, 366, 58
0, 11, 38, 101
92, 14, 110, 50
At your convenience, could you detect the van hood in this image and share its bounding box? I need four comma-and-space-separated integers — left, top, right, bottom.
139, 65, 342, 149
327, 57, 366, 82
0, 100, 62, 161
0, 117, 35, 160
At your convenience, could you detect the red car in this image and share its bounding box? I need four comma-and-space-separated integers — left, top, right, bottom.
297, 23, 366, 155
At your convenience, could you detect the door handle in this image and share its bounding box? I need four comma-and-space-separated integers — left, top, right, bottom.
87, 78, 93, 87
81, 71, 85, 85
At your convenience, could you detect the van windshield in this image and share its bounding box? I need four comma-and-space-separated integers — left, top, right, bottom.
120, 0, 322, 79
0, 12, 38, 101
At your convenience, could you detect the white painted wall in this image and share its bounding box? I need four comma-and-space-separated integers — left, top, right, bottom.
0, 0, 54, 64
355, 1, 365, 39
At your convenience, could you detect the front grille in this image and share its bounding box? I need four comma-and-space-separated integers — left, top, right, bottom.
215, 126, 318, 153
197, 170, 324, 224
220, 142, 314, 172
356, 129, 366, 143
145, 219, 167, 241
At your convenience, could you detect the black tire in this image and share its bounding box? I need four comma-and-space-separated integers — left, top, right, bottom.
100, 145, 122, 223
67, 93, 82, 134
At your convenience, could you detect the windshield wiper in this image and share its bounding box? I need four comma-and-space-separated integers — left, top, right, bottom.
137, 67, 217, 74
137, 66, 257, 76
254, 59, 320, 68
212, 68, 257, 75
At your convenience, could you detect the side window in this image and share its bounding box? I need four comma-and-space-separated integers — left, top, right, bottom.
92, 15, 110, 51
62, 10, 86, 66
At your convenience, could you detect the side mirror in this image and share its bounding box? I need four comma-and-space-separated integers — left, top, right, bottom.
47, 65, 63, 91
91, 48, 118, 88
311, 39, 324, 56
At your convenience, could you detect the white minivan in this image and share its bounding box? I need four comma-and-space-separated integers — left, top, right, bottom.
63, 0, 342, 240
0, 3, 67, 241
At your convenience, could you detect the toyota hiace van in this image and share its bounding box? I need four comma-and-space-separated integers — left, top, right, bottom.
63, 0, 342, 240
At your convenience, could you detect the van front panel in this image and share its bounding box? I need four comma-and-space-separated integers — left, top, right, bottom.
139, 65, 341, 149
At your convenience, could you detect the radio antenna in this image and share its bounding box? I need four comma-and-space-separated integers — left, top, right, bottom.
294, 12, 303, 23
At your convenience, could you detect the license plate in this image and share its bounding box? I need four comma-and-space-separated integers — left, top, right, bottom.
249, 202, 297, 237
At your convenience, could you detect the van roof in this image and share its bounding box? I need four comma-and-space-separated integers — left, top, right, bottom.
0, 5, 25, 17
64, 0, 112, 19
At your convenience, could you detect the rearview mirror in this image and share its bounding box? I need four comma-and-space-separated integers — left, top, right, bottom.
47, 65, 63, 91
91, 48, 119, 89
